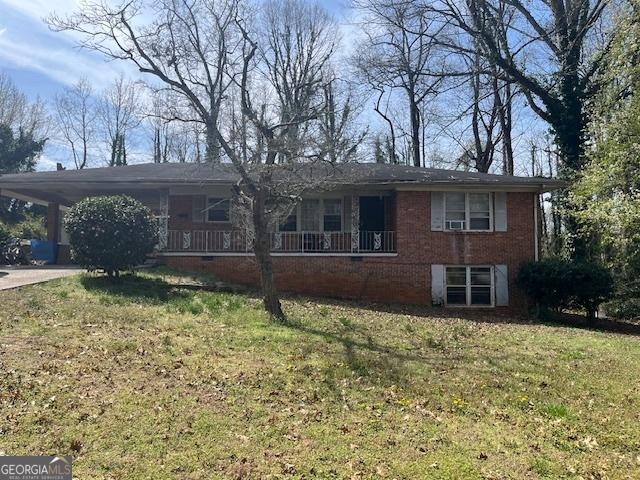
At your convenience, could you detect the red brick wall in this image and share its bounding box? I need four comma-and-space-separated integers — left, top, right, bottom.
164, 191, 537, 311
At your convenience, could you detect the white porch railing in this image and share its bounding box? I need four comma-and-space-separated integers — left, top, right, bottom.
164, 230, 396, 254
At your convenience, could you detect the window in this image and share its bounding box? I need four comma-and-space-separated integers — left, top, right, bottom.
207, 197, 230, 222
445, 193, 466, 230
445, 267, 467, 305
323, 199, 342, 231
469, 193, 491, 230
296, 198, 342, 232
279, 212, 297, 232
445, 192, 492, 231
445, 266, 493, 306
301, 199, 320, 231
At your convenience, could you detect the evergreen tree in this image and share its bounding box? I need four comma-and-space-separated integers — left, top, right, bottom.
0, 124, 46, 222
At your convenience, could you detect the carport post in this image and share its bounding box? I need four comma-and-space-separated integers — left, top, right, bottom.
46, 202, 60, 244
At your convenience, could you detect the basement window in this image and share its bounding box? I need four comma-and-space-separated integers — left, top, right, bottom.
445, 266, 494, 306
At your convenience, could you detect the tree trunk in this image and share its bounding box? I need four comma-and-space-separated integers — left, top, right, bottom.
252, 188, 285, 321
409, 95, 421, 167
205, 119, 221, 163
109, 136, 118, 167
374, 89, 398, 164
551, 67, 589, 259
81, 134, 88, 170
497, 80, 513, 175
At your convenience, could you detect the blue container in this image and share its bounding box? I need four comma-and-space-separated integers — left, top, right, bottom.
31, 240, 58, 264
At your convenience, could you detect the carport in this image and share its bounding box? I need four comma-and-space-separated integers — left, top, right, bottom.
0, 165, 172, 264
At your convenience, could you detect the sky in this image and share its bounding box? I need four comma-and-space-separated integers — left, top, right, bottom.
0, 1, 134, 95
0, 0, 350, 97
0, 0, 546, 175
0, 0, 361, 171
0, 0, 143, 170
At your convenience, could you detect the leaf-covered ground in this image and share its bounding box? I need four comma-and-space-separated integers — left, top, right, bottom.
0, 270, 639, 479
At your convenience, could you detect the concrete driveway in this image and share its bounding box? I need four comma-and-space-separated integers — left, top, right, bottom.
0, 266, 84, 291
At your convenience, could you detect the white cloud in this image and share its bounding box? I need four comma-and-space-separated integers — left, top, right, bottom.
0, 0, 141, 89
0, 0, 78, 22
38, 153, 59, 171
0, 31, 130, 89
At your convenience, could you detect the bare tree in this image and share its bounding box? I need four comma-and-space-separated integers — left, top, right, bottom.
260, 0, 338, 163
0, 72, 48, 137
99, 76, 142, 166
428, 0, 612, 170
49, 0, 243, 164
142, 89, 207, 163
423, 0, 614, 255
54, 78, 96, 169
316, 76, 367, 163
50, 0, 344, 320
465, 48, 501, 173
495, 74, 514, 175
459, 49, 516, 174
354, 0, 448, 167
372, 87, 399, 163
146, 90, 175, 163
223, 8, 354, 318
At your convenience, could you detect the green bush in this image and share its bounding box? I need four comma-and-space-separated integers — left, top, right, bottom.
0, 222, 10, 246
65, 195, 157, 278
516, 258, 573, 313
0, 222, 11, 259
604, 297, 640, 321
569, 262, 614, 320
10, 214, 46, 240
517, 258, 614, 321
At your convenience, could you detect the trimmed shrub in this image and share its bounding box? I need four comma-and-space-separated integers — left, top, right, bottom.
517, 258, 614, 321
65, 195, 157, 278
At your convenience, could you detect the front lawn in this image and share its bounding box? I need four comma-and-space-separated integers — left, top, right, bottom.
0, 270, 639, 479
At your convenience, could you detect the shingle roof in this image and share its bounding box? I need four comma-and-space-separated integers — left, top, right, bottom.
0, 162, 563, 189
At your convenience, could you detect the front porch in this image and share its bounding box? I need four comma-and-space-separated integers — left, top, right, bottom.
159, 192, 398, 256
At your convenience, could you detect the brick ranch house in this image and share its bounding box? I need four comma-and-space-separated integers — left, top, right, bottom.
0, 163, 561, 311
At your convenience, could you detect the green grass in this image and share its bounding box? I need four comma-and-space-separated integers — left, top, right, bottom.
0, 270, 639, 479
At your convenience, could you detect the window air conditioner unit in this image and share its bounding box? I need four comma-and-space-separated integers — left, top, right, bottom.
446, 220, 465, 230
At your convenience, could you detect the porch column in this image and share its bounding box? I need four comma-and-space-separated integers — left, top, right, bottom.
157, 193, 169, 250
46, 202, 60, 243
350, 195, 359, 253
